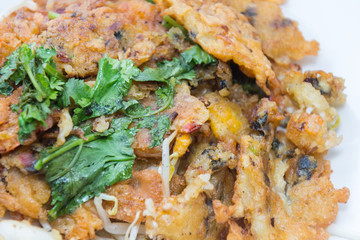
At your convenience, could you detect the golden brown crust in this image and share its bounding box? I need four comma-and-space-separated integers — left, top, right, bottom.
155, 0, 275, 94
0, 168, 50, 219
289, 176, 350, 228
145, 174, 211, 240
0, 8, 47, 66
219, 0, 319, 65
104, 169, 164, 223
0, 88, 22, 153
41, 0, 172, 78
51, 201, 103, 240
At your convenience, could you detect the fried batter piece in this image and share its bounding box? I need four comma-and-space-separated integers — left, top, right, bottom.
0, 88, 22, 153
0, 1, 350, 239
155, 0, 275, 94
0, 168, 50, 219
184, 142, 237, 185
104, 169, 163, 223
270, 68, 345, 154
42, 0, 172, 78
286, 110, 341, 153
219, 0, 319, 65
303, 71, 346, 108
51, 201, 103, 240
0, 7, 47, 66
233, 136, 272, 238
145, 174, 213, 240
170, 82, 210, 133
209, 95, 349, 239
227, 220, 252, 240
132, 129, 164, 160
289, 176, 350, 228
274, 67, 346, 122
0, 147, 37, 172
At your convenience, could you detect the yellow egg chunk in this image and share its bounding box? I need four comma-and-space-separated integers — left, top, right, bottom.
205, 92, 249, 144
173, 133, 192, 157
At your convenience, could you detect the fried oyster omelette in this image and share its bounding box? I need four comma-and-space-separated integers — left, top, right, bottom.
0, 0, 349, 239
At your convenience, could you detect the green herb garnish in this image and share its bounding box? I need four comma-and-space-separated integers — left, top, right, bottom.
1, 35, 217, 220
0, 44, 65, 142
70, 56, 140, 124
37, 118, 135, 220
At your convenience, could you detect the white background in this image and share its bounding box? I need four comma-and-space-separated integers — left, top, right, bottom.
282, 1, 360, 239
1, 0, 360, 239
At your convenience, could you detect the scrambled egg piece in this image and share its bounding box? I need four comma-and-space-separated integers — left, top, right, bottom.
205, 92, 249, 148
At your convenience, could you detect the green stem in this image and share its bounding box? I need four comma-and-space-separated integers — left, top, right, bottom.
163, 15, 189, 39
34, 133, 99, 170
43, 63, 67, 81
23, 64, 46, 101
47, 143, 84, 182
48, 203, 62, 221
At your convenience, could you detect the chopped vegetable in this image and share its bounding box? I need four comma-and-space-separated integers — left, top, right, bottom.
134, 45, 216, 83
94, 194, 146, 236
148, 115, 171, 148
296, 155, 317, 183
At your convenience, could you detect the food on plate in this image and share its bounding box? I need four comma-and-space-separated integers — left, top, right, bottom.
0, 0, 349, 239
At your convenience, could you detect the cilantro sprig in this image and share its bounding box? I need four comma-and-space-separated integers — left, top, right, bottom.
39, 118, 136, 219
0, 44, 65, 142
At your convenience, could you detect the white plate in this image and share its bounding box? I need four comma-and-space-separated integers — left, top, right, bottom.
1, 0, 359, 239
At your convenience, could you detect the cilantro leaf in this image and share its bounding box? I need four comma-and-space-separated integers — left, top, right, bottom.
124, 78, 176, 118
36, 119, 136, 220
128, 45, 215, 118
72, 56, 140, 124
181, 45, 217, 65
134, 45, 215, 83
136, 114, 171, 148
59, 78, 91, 108
148, 115, 171, 148
17, 103, 50, 141
0, 47, 25, 95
